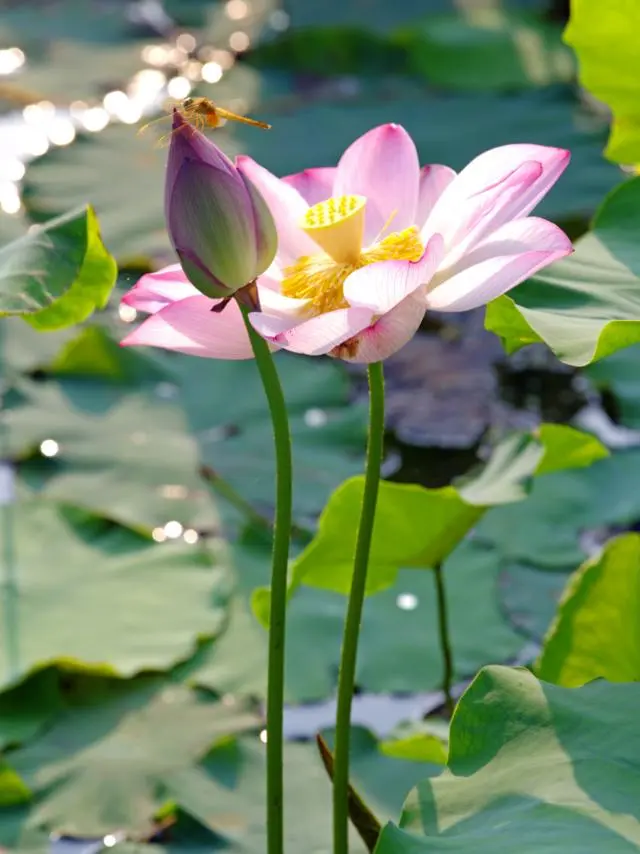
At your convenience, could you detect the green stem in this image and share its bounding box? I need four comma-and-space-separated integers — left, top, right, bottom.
433, 561, 455, 717
333, 361, 385, 854
240, 308, 292, 854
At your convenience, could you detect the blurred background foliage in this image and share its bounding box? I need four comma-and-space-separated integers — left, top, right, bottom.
0, 0, 640, 850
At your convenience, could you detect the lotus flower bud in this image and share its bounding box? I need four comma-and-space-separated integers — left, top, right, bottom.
165, 110, 277, 301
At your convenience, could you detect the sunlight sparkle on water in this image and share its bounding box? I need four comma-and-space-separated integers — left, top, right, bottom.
103, 90, 129, 115
48, 119, 76, 146
0, 47, 25, 74
1, 161, 25, 182
26, 131, 49, 156
142, 44, 170, 66
229, 31, 250, 52
40, 439, 60, 458
202, 62, 223, 83
185, 60, 203, 81
167, 76, 191, 100
80, 107, 110, 132
23, 101, 56, 125
0, 182, 20, 214
183, 529, 199, 544
116, 102, 143, 125
208, 48, 235, 70
176, 33, 197, 52
396, 593, 419, 611
152, 527, 167, 543
159, 484, 189, 499
226, 0, 249, 20
128, 69, 166, 104
164, 520, 184, 539
305, 408, 328, 428
259, 729, 268, 744
119, 304, 138, 323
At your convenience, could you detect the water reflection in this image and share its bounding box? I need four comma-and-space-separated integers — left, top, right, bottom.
40, 439, 60, 457
0, 47, 25, 75
226, 0, 250, 21
229, 31, 250, 52
163, 519, 184, 538
166, 75, 192, 100
396, 593, 419, 611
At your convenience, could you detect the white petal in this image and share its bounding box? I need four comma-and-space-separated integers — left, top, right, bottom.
424, 144, 570, 259
344, 233, 444, 314
426, 218, 572, 313
415, 165, 456, 228
250, 307, 373, 356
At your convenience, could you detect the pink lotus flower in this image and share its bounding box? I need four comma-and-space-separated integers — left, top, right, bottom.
122, 124, 572, 363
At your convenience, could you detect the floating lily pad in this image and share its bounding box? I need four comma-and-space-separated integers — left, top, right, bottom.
3, 678, 260, 839
586, 344, 640, 428
0, 670, 62, 752
378, 666, 640, 852
17, 40, 152, 102
194, 531, 524, 702
0, 500, 229, 691
176, 727, 438, 852
7, 376, 219, 533
477, 449, 640, 568
171, 351, 367, 523
0, 0, 141, 44
499, 562, 572, 643
395, 9, 574, 91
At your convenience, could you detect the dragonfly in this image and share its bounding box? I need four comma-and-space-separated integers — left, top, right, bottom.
138, 96, 271, 144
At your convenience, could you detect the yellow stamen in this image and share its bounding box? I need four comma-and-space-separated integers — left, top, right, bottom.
281, 224, 424, 315
300, 195, 366, 264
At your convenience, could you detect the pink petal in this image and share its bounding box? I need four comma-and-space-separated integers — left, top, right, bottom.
334, 124, 420, 243
425, 217, 572, 313
458, 216, 573, 266
343, 233, 444, 314
425, 144, 570, 253
122, 267, 200, 314
282, 167, 336, 205
341, 292, 426, 364
236, 156, 317, 265
415, 165, 456, 228
250, 306, 373, 356
121, 295, 255, 359
258, 285, 309, 318
427, 161, 546, 268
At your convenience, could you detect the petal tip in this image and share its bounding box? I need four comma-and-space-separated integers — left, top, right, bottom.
380, 122, 409, 138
